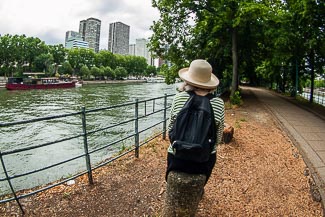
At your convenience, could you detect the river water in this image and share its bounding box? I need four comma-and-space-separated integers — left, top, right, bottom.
0, 82, 176, 194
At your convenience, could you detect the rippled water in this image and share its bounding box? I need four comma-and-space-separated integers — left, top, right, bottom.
0, 82, 176, 194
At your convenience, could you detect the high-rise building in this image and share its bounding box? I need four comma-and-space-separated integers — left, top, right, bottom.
108, 22, 130, 55
65, 31, 81, 46
65, 31, 89, 49
133, 38, 154, 66
129, 44, 136, 55
65, 38, 89, 49
79, 18, 101, 52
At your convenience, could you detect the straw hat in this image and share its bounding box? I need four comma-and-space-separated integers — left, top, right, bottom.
178, 59, 219, 89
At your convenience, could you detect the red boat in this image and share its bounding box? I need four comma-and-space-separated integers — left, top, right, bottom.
6, 77, 77, 90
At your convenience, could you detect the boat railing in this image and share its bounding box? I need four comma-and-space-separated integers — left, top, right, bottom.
0, 93, 175, 214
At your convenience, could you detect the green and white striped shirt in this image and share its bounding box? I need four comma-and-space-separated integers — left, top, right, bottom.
167, 91, 225, 154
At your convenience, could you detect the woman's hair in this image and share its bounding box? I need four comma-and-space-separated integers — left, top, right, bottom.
177, 82, 216, 93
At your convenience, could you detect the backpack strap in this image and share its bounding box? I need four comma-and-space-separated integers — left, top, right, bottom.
187, 90, 195, 97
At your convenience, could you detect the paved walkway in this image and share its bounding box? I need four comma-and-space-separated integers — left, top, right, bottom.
247, 87, 325, 204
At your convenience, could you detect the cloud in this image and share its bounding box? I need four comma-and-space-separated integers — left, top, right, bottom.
0, 0, 160, 49
86, 0, 126, 16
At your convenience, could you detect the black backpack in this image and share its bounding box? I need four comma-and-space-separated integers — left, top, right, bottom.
169, 91, 216, 163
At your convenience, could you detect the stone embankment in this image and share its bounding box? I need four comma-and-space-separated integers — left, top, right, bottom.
82, 79, 146, 85
0, 77, 6, 88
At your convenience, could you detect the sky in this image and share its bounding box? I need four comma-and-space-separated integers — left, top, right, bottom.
0, 0, 160, 50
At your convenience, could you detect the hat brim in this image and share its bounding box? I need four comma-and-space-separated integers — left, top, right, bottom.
178, 67, 219, 89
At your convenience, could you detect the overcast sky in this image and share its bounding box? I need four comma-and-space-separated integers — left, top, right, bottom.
0, 0, 160, 50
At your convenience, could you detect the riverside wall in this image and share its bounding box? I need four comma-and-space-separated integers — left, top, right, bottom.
0, 77, 6, 88
82, 79, 147, 85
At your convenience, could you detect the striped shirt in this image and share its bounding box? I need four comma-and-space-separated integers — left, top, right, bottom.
167, 91, 225, 154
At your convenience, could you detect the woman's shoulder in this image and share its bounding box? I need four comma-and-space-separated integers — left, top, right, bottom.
211, 96, 225, 107
176, 91, 190, 96
174, 91, 190, 101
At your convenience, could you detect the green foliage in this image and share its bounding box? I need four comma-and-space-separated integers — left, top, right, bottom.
124, 55, 148, 77
149, 0, 324, 98
80, 65, 90, 79
96, 50, 117, 69
305, 79, 325, 88
230, 90, 242, 105
145, 65, 157, 77
103, 66, 115, 80
0, 34, 48, 76
33, 53, 54, 74
114, 67, 128, 80
59, 62, 73, 75
48, 44, 66, 65
0, 34, 156, 80
90, 66, 101, 80
159, 64, 179, 85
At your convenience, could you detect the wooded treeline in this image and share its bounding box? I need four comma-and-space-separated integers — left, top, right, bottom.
149, 0, 324, 98
0, 35, 157, 80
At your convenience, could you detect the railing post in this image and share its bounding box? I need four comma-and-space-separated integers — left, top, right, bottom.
144, 101, 147, 116
135, 99, 139, 158
81, 107, 93, 185
0, 152, 25, 214
163, 94, 167, 140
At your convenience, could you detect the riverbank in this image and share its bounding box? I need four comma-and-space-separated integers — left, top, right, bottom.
0, 88, 322, 216
0, 77, 6, 88
0, 78, 147, 89
82, 79, 147, 85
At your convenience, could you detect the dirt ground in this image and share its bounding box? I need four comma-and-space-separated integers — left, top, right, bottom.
0, 88, 323, 216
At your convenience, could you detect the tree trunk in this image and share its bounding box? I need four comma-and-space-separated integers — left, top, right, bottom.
223, 123, 234, 144
231, 28, 239, 97
164, 171, 206, 217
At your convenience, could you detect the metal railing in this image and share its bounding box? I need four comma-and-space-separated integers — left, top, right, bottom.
0, 84, 227, 214
300, 87, 325, 106
0, 93, 175, 214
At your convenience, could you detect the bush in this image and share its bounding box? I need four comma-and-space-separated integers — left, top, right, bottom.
230, 90, 242, 105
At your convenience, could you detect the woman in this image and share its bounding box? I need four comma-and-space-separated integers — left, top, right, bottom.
166, 59, 225, 184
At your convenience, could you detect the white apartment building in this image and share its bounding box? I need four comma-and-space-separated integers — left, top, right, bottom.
130, 38, 154, 66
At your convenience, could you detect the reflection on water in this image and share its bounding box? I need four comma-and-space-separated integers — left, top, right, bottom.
0, 82, 176, 194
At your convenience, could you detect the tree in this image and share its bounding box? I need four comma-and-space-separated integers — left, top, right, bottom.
145, 65, 157, 77
295, 0, 325, 102
34, 53, 54, 74
103, 66, 115, 80
59, 61, 74, 75
24, 36, 49, 72
150, 0, 294, 95
67, 48, 95, 76
0, 34, 47, 76
67, 48, 81, 75
0, 34, 17, 76
90, 66, 101, 80
48, 44, 66, 65
80, 65, 90, 80
150, 0, 271, 96
114, 67, 128, 80
124, 56, 148, 77
95, 50, 117, 69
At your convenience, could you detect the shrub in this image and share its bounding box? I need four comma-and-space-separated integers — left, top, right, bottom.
230, 90, 242, 105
